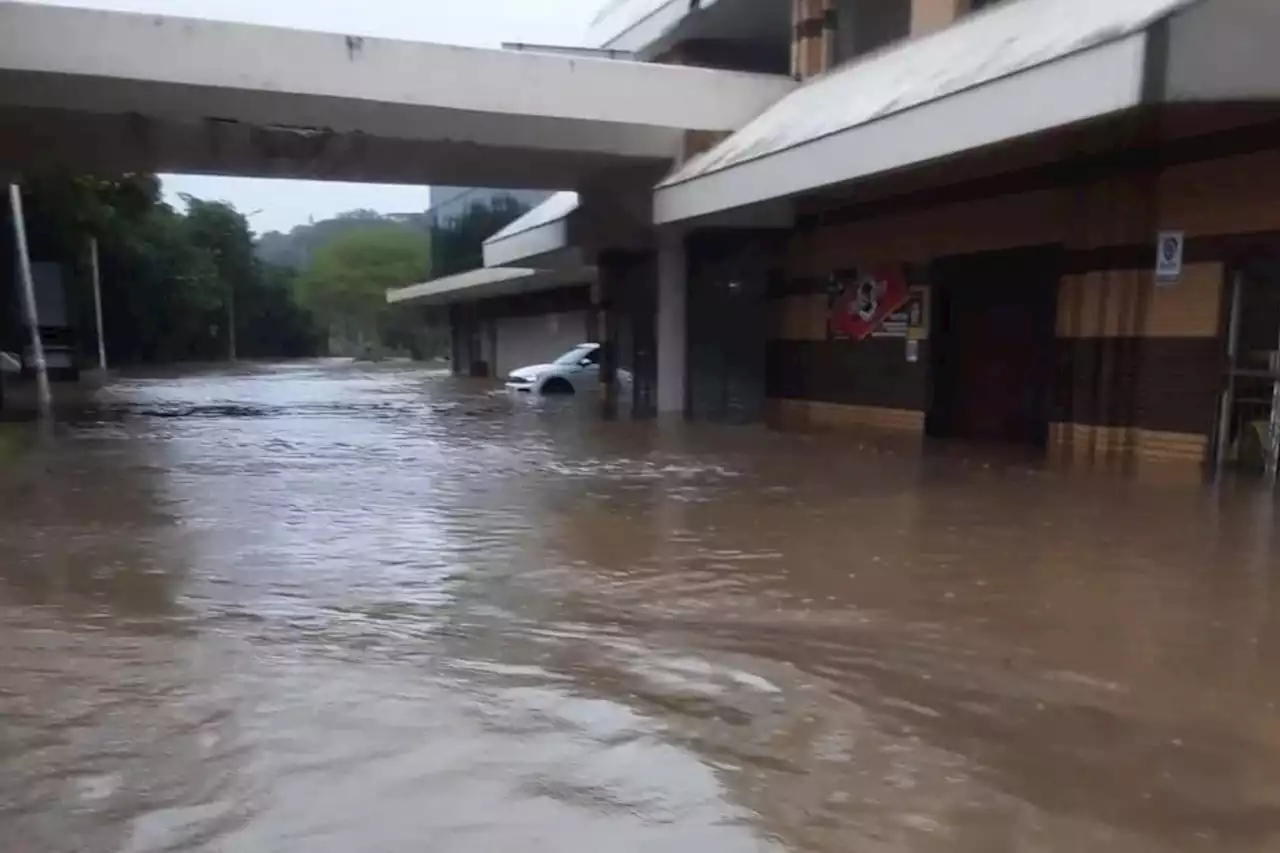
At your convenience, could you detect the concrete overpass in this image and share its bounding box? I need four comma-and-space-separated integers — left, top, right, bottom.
0, 1, 794, 189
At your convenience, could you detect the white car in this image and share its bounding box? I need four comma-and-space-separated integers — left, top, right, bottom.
505, 343, 602, 395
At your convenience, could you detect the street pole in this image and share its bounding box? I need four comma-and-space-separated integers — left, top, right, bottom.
228, 207, 261, 364
90, 235, 107, 371
227, 279, 237, 362
8, 183, 51, 417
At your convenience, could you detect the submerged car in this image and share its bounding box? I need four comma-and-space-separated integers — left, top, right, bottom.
505, 343, 602, 395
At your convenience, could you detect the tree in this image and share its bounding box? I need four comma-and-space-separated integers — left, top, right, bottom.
257, 208, 431, 270
296, 225, 429, 355
181, 197, 255, 359
3, 172, 324, 365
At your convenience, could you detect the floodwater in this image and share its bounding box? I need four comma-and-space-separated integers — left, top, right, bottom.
3, 362, 1280, 853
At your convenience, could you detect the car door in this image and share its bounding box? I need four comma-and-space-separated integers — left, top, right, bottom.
575, 345, 602, 392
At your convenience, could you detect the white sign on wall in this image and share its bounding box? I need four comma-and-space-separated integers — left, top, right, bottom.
1155, 231, 1184, 286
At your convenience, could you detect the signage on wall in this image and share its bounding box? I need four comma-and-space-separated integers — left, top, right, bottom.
1155, 230, 1184, 285
828, 266, 911, 341
899, 288, 929, 341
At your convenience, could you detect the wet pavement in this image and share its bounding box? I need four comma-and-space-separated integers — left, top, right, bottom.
2, 360, 1280, 852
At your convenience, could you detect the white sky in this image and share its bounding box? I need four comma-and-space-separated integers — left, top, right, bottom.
34, 0, 604, 233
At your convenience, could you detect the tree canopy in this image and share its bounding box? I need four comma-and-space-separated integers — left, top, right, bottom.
2, 174, 323, 364
295, 224, 430, 356
3, 177, 537, 366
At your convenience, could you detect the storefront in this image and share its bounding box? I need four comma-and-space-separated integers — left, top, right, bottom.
755, 110, 1280, 470
387, 266, 595, 380
656, 0, 1280, 471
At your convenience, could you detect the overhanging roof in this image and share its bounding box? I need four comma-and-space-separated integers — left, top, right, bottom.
634, 0, 790, 63
587, 0, 785, 61
482, 192, 581, 268
386, 265, 594, 306
587, 0, 691, 51
654, 0, 1222, 224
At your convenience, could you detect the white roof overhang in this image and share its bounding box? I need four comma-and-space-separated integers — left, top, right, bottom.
482, 192, 581, 268
386, 265, 594, 306
652, 0, 1255, 225
587, 0, 692, 52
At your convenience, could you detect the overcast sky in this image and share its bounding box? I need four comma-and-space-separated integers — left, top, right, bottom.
35, 0, 604, 233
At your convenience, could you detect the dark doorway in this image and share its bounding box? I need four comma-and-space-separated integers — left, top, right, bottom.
927, 246, 1061, 449
1217, 250, 1280, 473
685, 231, 783, 424
686, 275, 768, 424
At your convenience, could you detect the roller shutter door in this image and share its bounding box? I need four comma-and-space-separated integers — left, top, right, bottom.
493, 311, 588, 379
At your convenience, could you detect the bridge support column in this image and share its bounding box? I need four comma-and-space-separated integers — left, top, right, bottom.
656, 232, 687, 416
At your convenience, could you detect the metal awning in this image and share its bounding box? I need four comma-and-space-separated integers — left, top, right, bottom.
654, 0, 1280, 224
386, 265, 594, 306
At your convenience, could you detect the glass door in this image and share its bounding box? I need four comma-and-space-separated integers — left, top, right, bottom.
1215, 260, 1280, 480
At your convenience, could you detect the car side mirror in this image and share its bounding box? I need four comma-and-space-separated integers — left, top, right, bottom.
579, 358, 595, 367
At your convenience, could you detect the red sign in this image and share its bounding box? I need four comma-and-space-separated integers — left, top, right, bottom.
828, 266, 910, 341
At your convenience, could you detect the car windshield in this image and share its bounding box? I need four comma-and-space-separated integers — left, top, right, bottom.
552, 345, 596, 366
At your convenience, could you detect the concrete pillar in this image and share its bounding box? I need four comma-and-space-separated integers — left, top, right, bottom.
656, 232, 687, 416
593, 262, 620, 419
448, 305, 463, 375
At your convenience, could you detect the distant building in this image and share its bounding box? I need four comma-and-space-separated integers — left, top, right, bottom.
425, 187, 551, 230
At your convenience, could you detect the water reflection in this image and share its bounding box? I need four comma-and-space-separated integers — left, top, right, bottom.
2, 361, 1280, 852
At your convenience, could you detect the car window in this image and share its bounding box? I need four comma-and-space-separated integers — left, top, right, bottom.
553, 345, 597, 366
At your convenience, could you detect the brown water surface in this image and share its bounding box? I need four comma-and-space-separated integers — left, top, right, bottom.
2, 361, 1280, 852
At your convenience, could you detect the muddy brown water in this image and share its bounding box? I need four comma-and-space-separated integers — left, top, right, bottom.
3, 361, 1280, 852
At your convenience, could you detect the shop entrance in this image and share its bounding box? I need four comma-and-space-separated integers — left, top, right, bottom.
685, 231, 784, 424
927, 246, 1061, 449
1215, 251, 1280, 478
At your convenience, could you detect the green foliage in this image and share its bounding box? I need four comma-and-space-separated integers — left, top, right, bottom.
2, 173, 324, 364
257, 209, 431, 270
295, 224, 430, 355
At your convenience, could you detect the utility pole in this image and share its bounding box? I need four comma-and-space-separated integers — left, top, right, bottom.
227, 275, 237, 362
90, 235, 107, 371
8, 183, 51, 417
225, 207, 261, 364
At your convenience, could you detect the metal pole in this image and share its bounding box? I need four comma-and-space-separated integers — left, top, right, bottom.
8, 183, 51, 417
90, 236, 107, 371
1215, 270, 1243, 478
227, 279, 237, 362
